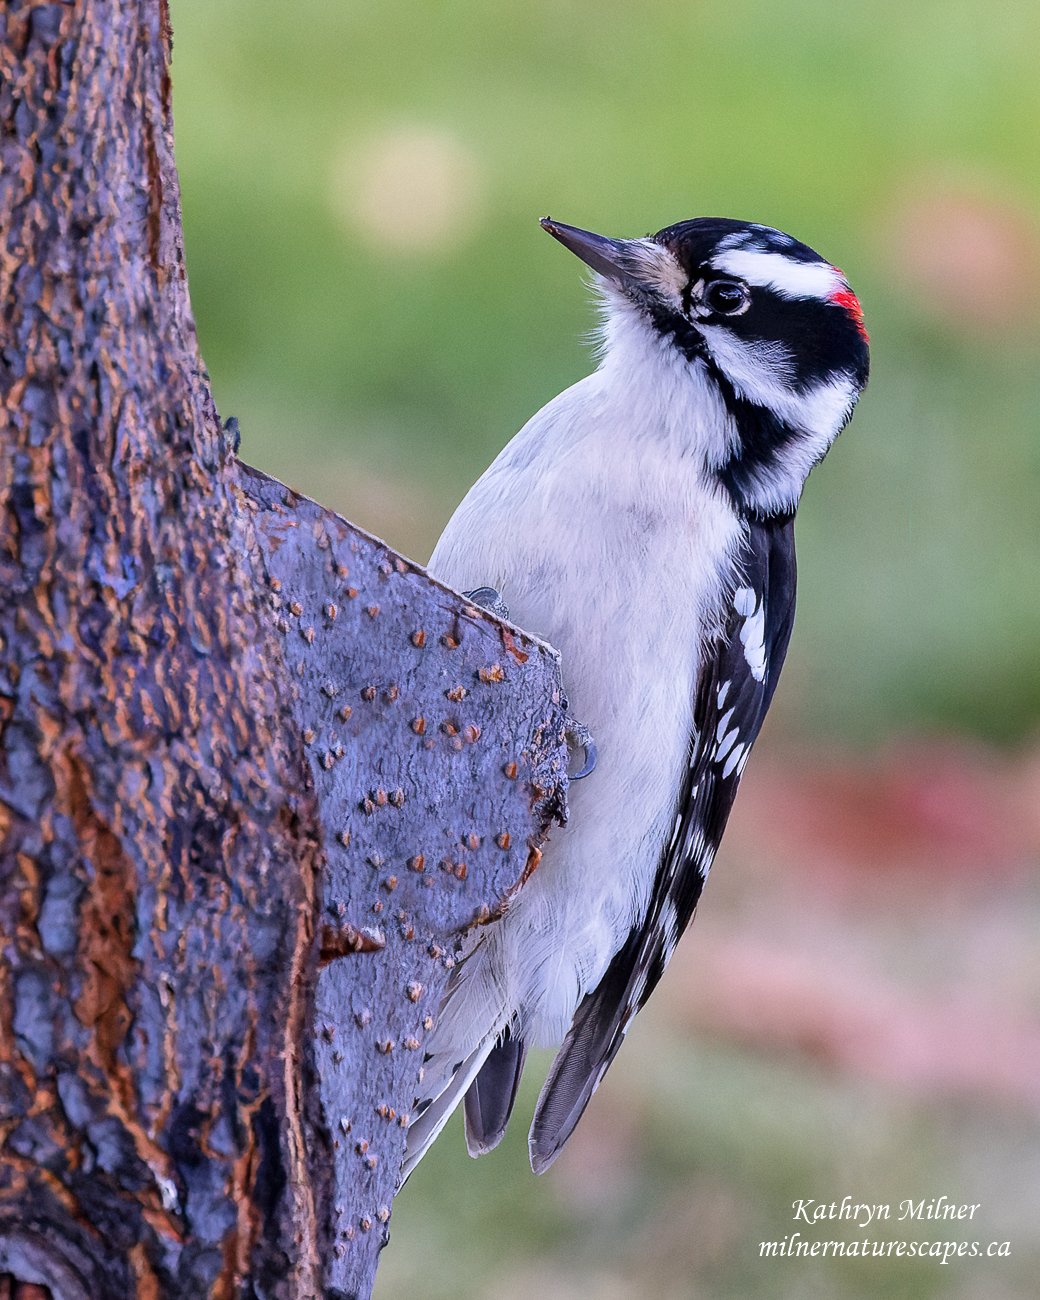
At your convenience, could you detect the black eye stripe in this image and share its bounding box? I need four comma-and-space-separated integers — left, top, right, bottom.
680, 281, 694, 317
721, 293, 870, 390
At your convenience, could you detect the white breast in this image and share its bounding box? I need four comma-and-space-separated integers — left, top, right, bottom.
427, 310, 744, 1049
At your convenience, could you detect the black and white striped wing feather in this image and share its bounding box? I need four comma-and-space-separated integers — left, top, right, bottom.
529, 515, 797, 1171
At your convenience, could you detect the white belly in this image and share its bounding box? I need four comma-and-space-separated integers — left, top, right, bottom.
428, 371, 742, 1047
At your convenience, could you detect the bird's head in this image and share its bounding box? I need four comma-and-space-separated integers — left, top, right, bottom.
541, 216, 870, 518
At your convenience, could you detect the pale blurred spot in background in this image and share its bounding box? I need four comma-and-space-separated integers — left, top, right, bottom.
883, 178, 1040, 333
332, 124, 486, 255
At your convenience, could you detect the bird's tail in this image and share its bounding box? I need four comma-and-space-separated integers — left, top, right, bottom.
464, 1024, 528, 1155
399, 1035, 498, 1184
400, 936, 521, 1183
528, 960, 631, 1173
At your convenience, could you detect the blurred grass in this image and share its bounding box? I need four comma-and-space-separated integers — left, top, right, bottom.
382, 1038, 1040, 1300
168, 2, 1040, 1295
173, 0, 1040, 747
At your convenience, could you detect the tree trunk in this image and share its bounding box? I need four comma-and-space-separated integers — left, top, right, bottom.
0, 5, 567, 1297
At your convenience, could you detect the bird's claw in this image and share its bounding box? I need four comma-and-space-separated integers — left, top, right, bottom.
463, 586, 511, 621
565, 717, 597, 780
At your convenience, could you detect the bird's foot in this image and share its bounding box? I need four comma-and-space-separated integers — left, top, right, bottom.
463, 586, 511, 621
565, 716, 597, 780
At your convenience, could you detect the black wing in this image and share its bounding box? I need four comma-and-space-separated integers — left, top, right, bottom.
529, 515, 797, 1172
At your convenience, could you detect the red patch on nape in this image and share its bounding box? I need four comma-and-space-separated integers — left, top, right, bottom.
828, 280, 869, 343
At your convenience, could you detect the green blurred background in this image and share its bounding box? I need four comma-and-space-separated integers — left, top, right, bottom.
172, 2, 1040, 1295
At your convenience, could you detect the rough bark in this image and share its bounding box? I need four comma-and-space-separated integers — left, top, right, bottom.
0, 4, 567, 1298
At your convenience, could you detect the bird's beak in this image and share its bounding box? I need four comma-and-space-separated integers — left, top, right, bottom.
540, 218, 645, 293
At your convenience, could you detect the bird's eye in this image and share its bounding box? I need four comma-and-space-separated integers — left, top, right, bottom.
703, 279, 750, 316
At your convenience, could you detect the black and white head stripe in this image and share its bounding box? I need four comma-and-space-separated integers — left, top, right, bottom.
708, 246, 847, 301
529, 516, 797, 1172
628, 219, 871, 518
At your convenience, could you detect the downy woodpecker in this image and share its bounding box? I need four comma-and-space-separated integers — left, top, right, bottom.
404, 216, 870, 1178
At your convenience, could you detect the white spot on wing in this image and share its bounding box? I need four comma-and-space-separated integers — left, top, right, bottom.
716, 727, 739, 761
659, 899, 680, 965
717, 679, 731, 708
691, 824, 715, 879
715, 707, 735, 742
738, 602, 767, 682
629, 965, 649, 1011
721, 743, 745, 779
